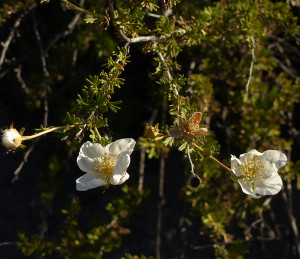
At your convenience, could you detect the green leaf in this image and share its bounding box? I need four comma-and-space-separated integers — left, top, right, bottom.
163, 137, 174, 147
178, 142, 187, 151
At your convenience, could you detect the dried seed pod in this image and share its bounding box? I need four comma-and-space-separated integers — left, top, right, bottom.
190, 175, 202, 188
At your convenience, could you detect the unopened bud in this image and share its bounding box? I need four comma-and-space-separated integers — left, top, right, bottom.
2, 128, 22, 150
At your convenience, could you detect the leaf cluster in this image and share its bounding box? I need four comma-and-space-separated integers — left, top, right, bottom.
60, 47, 129, 142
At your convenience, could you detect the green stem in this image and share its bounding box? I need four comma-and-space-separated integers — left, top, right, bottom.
21, 126, 64, 141
192, 143, 232, 173
94, 126, 102, 142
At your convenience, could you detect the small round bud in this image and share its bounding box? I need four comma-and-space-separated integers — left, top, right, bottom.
190, 175, 202, 188
2, 128, 22, 150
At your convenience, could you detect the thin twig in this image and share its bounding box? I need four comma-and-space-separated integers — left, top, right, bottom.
156, 50, 179, 97
32, 11, 49, 127
60, 0, 104, 18
138, 109, 158, 192
186, 145, 195, 177
0, 241, 21, 247
45, 0, 85, 54
118, 29, 158, 43
146, 12, 162, 19
269, 35, 300, 58
281, 113, 300, 257
0, 16, 22, 67
75, 110, 95, 140
72, 38, 79, 67
138, 147, 146, 192
190, 237, 282, 251
119, 27, 186, 44
0, 1, 82, 80
258, 212, 268, 259
12, 142, 35, 182
14, 65, 29, 94
156, 150, 166, 259
245, 36, 256, 94
281, 184, 300, 257
0, 1, 83, 79
108, 0, 185, 46
273, 57, 297, 79
13, 126, 66, 182
177, 200, 189, 257
0, 4, 36, 68
156, 104, 167, 259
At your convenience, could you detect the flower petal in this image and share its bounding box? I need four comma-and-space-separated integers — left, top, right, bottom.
168, 126, 182, 138
76, 173, 107, 191
260, 159, 278, 177
117, 172, 130, 185
107, 138, 136, 156
230, 155, 242, 177
77, 155, 96, 174
190, 112, 202, 124
80, 141, 106, 158
111, 172, 130, 185
239, 149, 262, 163
262, 150, 287, 168
111, 154, 131, 185
238, 179, 261, 199
194, 128, 208, 137
114, 154, 130, 175
254, 173, 283, 196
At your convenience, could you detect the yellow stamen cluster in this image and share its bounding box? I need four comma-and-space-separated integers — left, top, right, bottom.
93, 154, 117, 179
181, 122, 200, 138
238, 155, 266, 184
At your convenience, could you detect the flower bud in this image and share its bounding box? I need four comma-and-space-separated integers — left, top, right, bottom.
2, 128, 22, 150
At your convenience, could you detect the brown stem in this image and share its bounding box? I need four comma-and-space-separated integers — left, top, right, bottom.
60, 0, 104, 18
192, 143, 232, 173
156, 151, 166, 259
32, 10, 49, 127
12, 142, 35, 182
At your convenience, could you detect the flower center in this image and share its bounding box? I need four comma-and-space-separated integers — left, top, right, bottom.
239, 155, 266, 184
181, 122, 199, 137
93, 154, 117, 179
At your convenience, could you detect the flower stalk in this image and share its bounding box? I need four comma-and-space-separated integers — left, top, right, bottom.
21, 126, 64, 141
192, 143, 232, 173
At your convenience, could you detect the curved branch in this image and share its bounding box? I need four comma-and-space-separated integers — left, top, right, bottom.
60, 0, 104, 18
0, 4, 37, 68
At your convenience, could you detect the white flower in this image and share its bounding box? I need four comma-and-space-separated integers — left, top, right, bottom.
2, 128, 22, 150
231, 149, 287, 199
76, 138, 136, 191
